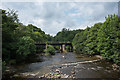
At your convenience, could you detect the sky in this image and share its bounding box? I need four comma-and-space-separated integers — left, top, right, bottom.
1, 0, 119, 36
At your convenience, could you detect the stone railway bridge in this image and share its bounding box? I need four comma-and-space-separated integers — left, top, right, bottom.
35, 42, 73, 52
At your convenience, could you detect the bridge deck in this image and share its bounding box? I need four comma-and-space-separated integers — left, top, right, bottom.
35, 42, 72, 45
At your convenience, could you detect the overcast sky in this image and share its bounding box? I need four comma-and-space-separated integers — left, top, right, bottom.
1, 1, 118, 36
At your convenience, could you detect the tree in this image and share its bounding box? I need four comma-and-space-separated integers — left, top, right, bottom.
2, 9, 19, 62
54, 28, 83, 42
16, 36, 36, 62
85, 23, 102, 55
97, 15, 120, 63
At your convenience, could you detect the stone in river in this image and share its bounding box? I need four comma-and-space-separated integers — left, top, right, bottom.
64, 75, 69, 78
71, 71, 75, 74
55, 69, 60, 73
91, 67, 96, 70
13, 74, 19, 77
57, 75, 61, 78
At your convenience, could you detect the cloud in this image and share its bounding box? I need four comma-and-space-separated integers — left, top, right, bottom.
1, 0, 120, 2
1, 2, 118, 35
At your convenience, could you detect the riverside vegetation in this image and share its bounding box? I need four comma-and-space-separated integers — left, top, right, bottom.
1, 9, 120, 74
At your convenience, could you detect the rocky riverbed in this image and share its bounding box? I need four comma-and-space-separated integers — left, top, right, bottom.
3, 53, 120, 79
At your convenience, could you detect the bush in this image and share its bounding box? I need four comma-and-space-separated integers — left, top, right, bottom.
16, 36, 36, 62
44, 45, 55, 55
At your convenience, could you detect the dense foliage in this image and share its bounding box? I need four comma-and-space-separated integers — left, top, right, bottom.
73, 15, 120, 64
2, 9, 50, 66
54, 28, 83, 42
16, 36, 36, 62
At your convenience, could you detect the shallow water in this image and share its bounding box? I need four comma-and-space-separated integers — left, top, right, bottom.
12, 52, 120, 78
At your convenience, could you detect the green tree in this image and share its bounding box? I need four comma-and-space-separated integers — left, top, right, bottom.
97, 15, 120, 63
2, 9, 19, 62
54, 28, 83, 42
85, 23, 102, 55
16, 36, 36, 62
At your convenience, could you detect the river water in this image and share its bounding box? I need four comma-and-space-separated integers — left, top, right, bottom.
10, 52, 120, 78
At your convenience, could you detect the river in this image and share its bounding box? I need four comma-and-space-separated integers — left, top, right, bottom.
4, 52, 120, 79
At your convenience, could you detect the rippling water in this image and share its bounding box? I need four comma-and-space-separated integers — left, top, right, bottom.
13, 52, 120, 78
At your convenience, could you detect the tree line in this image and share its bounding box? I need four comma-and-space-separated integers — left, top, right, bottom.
54, 14, 120, 64
53, 28, 83, 42
53, 14, 120, 64
2, 9, 53, 70
72, 14, 120, 64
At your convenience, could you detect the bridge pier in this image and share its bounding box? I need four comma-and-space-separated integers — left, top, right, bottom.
70, 45, 73, 52
70, 46, 72, 52
46, 43, 48, 49
61, 44, 66, 53
60, 45, 62, 52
